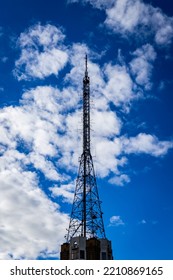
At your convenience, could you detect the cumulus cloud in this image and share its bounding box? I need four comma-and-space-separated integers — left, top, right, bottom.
70, 0, 173, 46
122, 133, 173, 157
94, 138, 122, 177
105, 0, 173, 45
109, 174, 130, 186
0, 159, 69, 259
130, 44, 157, 90
151, 9, 173, 45
103, 63, 135, 108
93, 131, 172, 178
105, 0, 144, 33
14, 23, 68, 80
109, 215, 125, 226
49, 182, 75, 204
0, 84, 81, 258
13, 26, 156, 110
93, 110, 122, 137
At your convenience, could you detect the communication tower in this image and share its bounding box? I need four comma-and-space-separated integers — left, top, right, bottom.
60, 56, 113, 260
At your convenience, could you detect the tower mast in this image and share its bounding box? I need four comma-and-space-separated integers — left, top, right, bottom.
60, 56, 113, 260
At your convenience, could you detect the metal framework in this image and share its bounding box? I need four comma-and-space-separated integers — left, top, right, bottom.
66, 56, 106, 242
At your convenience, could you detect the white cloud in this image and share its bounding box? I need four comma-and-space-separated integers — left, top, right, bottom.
130, 44, 157, 90
0, 84, 82, 179
106, 0, 173, 45
14, 23, 68, 80
67, 0, 114, 9
122, 133, 173, 157
109, 174, 130, 186
103, 63, 135, 108
109, 215, 125, 226
71, 0, 173, 46
29, 152, 61, 181
94, 138, 122, 177
105, 0, 144, 33
0, 163, 69, 259
0, 86, 73, 259
18, 23, 65, 48
0, 82, 82, 258
49, 182, 75, 204
93, 110, 122, 137
151, 10, 173, 45
93, 131, 172, 179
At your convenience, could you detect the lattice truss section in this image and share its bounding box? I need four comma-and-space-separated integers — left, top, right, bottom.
66, 153, 106, 241
66, 56, 106, 242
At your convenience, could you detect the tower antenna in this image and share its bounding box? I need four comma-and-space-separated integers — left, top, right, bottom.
60, 56, 113, 260
85, 54, 88, 77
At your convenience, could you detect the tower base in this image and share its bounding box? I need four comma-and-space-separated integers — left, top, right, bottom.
60, 236, 113, 260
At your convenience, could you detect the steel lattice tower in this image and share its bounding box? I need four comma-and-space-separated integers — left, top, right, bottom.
66, 56, 106, 241
60, 56, 113, 260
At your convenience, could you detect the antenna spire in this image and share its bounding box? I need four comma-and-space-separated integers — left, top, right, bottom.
85, 54, 88, 77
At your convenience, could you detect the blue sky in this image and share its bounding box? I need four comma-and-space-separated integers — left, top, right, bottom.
0, 0, 173, 260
